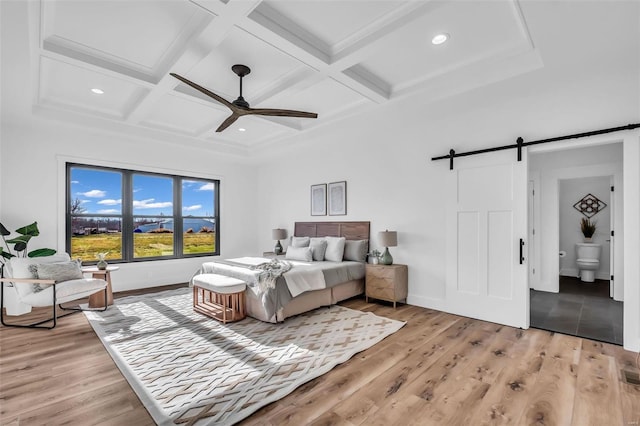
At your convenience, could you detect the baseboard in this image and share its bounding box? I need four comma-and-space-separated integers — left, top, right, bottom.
407, 294, 447, 312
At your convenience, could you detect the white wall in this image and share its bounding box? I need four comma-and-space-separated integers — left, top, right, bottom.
559, 176, 611, 279
0, 119, 259, 292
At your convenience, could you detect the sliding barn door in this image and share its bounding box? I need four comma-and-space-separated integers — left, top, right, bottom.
446, 150, 529, 329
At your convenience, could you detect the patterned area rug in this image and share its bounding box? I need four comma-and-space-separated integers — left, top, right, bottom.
84, 287, 405, 425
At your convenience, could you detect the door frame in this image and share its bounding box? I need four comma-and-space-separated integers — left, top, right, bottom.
532, 161, 622, 298
528, 135, 635, 350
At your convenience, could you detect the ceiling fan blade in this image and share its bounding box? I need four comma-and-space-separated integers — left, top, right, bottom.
216, 113, 240, 132
170, 73, 235, 111
246, 108, 318, 119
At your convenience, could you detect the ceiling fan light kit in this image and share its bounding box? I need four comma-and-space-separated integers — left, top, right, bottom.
170, 64, 318, 133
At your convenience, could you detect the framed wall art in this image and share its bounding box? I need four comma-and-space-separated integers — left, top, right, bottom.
328, 181, 347, 216
310, 184, 327, 216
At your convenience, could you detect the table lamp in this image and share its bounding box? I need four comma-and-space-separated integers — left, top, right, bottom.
378, 230, 397, 265
272, 228, 287, 255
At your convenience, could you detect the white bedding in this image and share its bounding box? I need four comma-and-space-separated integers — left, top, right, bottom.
225, 257, 325, 297
195, 257, 327, 297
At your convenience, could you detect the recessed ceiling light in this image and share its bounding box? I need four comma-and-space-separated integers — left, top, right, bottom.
238, 128, 246, 132
91, 88, 104, 95
431, 33, 449, 45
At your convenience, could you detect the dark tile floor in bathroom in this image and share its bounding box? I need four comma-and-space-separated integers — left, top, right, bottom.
530, 276, 623, 345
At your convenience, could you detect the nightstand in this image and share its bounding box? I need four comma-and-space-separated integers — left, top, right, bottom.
262, 251, 286, 257
365, 264, 408, 308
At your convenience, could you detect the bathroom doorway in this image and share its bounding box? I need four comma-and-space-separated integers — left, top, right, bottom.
528, 143, 623, 345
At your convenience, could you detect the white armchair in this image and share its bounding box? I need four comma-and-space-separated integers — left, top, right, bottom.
1, 253, 108, 329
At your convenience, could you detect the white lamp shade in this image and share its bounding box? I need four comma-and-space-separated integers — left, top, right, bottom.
272, 228, 287, 240
378, 230, 397, 247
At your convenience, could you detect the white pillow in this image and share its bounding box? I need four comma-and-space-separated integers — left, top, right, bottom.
344, 239, 369, 262
8, 254, 71, 297
285, 246, 313, 262
290, 236, 310, 248
324, 236, 346, 262
309, 238, 328, 261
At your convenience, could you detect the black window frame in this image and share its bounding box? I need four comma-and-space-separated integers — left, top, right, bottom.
66, 163, 220, 264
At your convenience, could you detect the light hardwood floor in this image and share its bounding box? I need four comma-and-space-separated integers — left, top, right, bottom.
1, 284, 639, 425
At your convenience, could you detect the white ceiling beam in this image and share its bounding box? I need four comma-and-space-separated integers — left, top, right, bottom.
126, 0, 263, 125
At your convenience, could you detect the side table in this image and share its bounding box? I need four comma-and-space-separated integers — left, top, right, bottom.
365, 264, 408, 308
83, 266, 119, 308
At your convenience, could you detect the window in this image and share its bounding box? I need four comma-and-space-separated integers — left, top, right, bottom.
67, 164, 219, 264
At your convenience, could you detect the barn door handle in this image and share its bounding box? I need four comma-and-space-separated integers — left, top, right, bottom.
519, 239, 525, 264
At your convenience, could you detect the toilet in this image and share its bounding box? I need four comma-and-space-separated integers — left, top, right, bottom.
575, 243, 601, 282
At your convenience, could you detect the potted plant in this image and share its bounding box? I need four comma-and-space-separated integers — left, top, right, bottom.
580, 217, 596, 242
0, 221, 56, 275
368, 249, 381, 264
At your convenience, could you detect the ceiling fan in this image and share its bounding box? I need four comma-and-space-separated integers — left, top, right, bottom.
170, 65, 318, 132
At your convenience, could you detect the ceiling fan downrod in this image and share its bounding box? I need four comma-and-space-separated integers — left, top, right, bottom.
232, 64, 250, 109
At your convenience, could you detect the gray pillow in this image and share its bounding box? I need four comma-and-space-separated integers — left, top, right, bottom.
29, 260, 83, 292
290, 236, 310, 248
344, 239, 369, 262
309, 238, 328, 261
285, 246, 313, 262
324, 236, 346, 262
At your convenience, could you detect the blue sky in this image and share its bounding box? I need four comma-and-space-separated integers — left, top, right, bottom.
70, 168, 215, 217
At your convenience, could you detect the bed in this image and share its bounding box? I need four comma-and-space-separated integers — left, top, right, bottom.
193, 221, 370, 323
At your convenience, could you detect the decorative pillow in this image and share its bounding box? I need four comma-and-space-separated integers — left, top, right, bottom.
309, 238, 328, 261
324, 236, 346, 262
290, 236, 310, 248
285, 246, 313, 262
29, 260, 83, 293
344, 239, 369, 262
8, 254, 70, 297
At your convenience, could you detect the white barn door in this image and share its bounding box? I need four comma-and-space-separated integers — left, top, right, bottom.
446, 150, 529, 329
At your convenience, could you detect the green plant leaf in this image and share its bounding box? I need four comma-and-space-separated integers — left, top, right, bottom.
13, 242, 27, 252
6, 235, 32, 245
28, 248, 57, 258
0, 222, 10, 236
15, 222, 40, 237
0, 249, 15, 259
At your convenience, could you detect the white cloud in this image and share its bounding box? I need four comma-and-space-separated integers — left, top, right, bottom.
183, 204, 202, 212
80, 199, 91, 204
81, 189, 106, 198
71, 180, 79, 184
198, 183, 214, 191
133, 198, 172, 209
98, 199, 122, 206
97, 209, 119, 214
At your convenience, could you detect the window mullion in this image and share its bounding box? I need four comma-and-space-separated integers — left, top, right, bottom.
122, 171, 133, 261
174, 176, 182, 257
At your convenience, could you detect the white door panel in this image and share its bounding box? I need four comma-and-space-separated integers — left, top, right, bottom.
446, 150, 529, 329
457, 211, 480, 294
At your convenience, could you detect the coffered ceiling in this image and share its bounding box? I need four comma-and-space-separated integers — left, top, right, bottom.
6, 0, 632, 155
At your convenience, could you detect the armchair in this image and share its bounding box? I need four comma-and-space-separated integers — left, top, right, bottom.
1, 253, 108, 329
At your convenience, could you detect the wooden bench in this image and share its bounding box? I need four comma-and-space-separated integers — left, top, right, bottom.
192, 274, 247, 323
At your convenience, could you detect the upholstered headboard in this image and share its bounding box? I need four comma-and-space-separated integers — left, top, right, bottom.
294, 221, 370, 241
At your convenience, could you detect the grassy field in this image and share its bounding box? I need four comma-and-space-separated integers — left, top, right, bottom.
71, 233, 215, 261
